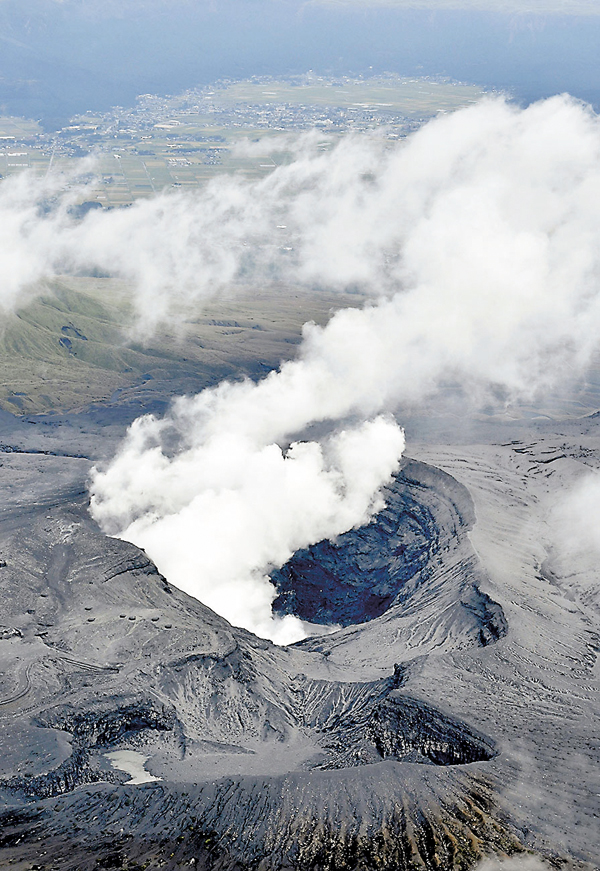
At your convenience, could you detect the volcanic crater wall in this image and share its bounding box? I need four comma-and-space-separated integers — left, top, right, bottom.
271, 458, 477, 626
0, 453, 518, 871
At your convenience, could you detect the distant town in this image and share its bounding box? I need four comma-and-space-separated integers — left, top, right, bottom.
0, 74, 485, 206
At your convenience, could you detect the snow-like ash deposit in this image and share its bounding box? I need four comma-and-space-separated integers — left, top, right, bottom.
0, 95, 594, 641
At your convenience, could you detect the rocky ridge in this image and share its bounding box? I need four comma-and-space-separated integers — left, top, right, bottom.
0, 414, 596, 869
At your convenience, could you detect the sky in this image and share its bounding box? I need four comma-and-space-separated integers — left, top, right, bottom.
1, 0, 600, 126
13, 0, 600, 12
311, 0, 600, 11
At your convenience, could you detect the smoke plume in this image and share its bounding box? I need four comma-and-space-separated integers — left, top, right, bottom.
91, 414, 404, 643
4, 94, 600, 350
552, 471, 600, 558
4, 95, 600, 641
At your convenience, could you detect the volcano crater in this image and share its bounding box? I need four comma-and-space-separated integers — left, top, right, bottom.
271, 458, 478, 627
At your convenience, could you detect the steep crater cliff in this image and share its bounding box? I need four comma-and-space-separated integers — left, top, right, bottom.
293, 672, 498, 770
271, 458, 478, 626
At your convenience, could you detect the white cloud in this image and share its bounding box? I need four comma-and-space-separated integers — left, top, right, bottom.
4, 96, 600, 366
551, 470, 600, 558
4, 94, 600, 640
90, 416, 405, 644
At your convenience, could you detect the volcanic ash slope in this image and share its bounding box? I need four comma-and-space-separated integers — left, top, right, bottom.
0, 427, 597, 869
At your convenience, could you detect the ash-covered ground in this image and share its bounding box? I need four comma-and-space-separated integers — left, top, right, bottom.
0, 285, 598, 871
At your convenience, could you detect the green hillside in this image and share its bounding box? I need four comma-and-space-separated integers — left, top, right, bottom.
0, 277, 361, 414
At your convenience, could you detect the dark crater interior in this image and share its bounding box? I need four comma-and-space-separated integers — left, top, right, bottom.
271, 458, 473, 626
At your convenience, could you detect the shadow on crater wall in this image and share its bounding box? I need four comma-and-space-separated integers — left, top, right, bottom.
271, 458, 475, 627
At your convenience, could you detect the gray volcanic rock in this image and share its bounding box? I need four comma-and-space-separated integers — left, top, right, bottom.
271, 459, 467, 626
271, 459, 507, 650
0, 474, 499, 782
0, 417, 597, 870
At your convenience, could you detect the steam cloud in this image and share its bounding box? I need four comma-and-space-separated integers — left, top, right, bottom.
552, 471, 600, 558
91, 414, 404, 643
4, 95, 600, 641
549, 470, 600, 616
88, 94, 600, 642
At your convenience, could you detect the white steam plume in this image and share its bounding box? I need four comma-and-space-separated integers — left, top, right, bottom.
91, 415, 404, 643
0, 128, 388, 335
28, 93, 600, 642
3, 95, 600, 349
552, 472, 600, 555
548, 469, 600, 615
